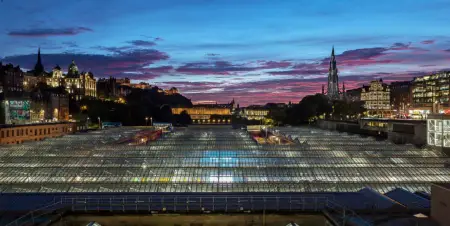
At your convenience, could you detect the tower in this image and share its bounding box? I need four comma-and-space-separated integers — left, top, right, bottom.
34, 48, 45, 76
327, 46, 339, 100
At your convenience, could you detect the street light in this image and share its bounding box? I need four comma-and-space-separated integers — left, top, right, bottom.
145, 117, 149, 126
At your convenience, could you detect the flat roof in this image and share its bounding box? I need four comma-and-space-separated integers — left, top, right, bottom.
0, 122, 74, 128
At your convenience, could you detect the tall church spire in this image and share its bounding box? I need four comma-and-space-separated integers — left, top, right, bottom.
34, 48, 44, 76
327, 46, 339, 99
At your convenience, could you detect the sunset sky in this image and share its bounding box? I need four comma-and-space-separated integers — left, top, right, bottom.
1, 0, 450, 105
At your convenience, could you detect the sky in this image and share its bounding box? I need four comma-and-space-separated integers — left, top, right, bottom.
1, 0, 450, 106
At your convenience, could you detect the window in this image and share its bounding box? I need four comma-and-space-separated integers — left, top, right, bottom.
0, 131, 3, 138
12, 130, 14, 137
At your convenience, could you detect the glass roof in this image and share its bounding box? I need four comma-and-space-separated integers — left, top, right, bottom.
0, 126, 448, 193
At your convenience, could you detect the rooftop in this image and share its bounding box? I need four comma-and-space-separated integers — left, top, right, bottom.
0, 126, 448, 193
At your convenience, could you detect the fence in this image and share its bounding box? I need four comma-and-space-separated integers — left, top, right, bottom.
5, 194, 371, 226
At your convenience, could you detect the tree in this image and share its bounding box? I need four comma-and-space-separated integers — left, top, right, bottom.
286, 94, 332, 125
266, 108, 287, 126
158, 105, 173, 122
177, 110, 192, 125
332, 100, 366, 120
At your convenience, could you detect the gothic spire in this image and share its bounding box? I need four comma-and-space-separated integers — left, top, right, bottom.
330, 46, 337, 71
34, 48, 44, 75
327, 46, 339, 100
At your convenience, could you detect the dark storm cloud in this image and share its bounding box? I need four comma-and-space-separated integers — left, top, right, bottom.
8, 27, 93, 37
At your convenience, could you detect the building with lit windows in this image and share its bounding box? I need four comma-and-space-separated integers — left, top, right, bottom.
24, 49, 97, 100
411, 71, 450, 118
172, 101, 234, 124
427, 114, 450, 152
0, 122, 75, 144
390, 81, 412, 116
239, 105, 269, 121
30, 92, 69, 122
0, 63, 24, 95
165, 87, 179, 95
63, 61, 97, 100
361, 79, 391, 117
97, 77, 118, 100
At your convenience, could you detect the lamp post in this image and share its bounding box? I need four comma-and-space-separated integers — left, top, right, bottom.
145, 117, 149, 126
98, 117, 101, 129
150, 117, 153, 126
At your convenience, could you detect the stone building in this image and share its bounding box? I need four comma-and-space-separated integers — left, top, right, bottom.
361, 79, 391, 117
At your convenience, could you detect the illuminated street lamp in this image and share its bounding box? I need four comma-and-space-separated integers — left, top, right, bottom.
145, 117, 149, 126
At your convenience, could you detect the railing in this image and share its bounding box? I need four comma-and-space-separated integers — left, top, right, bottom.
61, 195, 331, 212
5, 201, 64, 226
5, 194, 371, 226
325, 200, 373, 226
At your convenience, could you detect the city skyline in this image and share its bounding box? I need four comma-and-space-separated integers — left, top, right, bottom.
1, 0, 450, 105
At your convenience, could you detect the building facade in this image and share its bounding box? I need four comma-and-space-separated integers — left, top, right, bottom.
63, 61, 97, 100
25, 50, 97, 100
411, 71, 450, 118
390, 81, 412, 116
0, 122, 75, 144
172, 101, 234, 124
345, 88, 362, 102
0, 63, 24, 95
165, 87, 179, 95
361, 79, 391, 117
327, 47, 340, 100
30, 93, 69, 123
97, 77, 118, 100
239, 105, 269, 121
